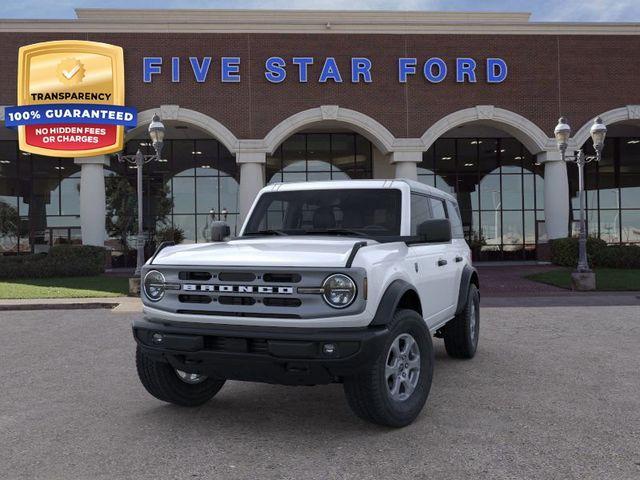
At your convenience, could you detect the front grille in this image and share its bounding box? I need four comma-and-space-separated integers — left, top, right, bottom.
202, 336, 271, 354
219, 296, 256, 306
153, 266, 366, 320
263, 273, 301, 283
218, 271, 256, 282
178, 294, 212, 304
263, 297, 302, 307
179, 271, 212, 281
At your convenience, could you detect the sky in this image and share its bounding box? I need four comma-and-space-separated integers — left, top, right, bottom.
1, 0, 639, 22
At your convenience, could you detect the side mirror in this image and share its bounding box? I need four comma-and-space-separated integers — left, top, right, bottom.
417, 218, 452, 243
209, 221, 231, 242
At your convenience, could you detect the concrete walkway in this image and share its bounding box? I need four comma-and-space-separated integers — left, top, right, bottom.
476, 264, 568, 297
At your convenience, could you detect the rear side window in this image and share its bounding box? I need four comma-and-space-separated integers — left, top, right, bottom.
446, 200, 464, 238
410, 194, 432, 235
429, 198, 447, 220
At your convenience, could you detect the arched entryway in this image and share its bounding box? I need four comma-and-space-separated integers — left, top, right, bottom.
107, 119, 239, 266
259, 107, 396, 211
418, 108, 551, 261
569, 107, 640, 245
0, 126, 85, 254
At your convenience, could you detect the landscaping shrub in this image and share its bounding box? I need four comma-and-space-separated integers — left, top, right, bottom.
0, 245, 107, 279
550, 237, 640, 268
593, 244, 640, 269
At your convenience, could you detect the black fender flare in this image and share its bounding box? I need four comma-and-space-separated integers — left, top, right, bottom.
455, 264, 480, 315
369, 279, 420, 326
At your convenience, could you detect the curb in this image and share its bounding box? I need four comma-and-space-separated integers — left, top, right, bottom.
0, 302, 119, 311
481, 294, 640, 308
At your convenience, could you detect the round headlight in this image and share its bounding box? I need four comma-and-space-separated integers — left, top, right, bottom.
322, 274, 357, 309
143, 270, 166, 302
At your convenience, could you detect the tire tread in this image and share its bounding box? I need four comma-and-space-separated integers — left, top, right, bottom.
443, 284, 479, 359
343, 309, 434, 427
136, 347, 225, 407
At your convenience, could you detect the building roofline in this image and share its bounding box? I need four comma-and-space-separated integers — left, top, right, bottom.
0, 9, 639, 35
73, 9, 533, 23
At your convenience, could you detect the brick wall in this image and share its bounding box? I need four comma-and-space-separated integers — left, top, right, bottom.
0, 32, 638, 140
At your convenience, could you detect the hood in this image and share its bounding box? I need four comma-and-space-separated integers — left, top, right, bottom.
151, 236, 371, 268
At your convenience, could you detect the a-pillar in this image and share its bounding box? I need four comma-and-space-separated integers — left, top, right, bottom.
237, 151, 266, 224
538, 151, 569, 239
74, 155, 109, 246
391, 151, 422, 181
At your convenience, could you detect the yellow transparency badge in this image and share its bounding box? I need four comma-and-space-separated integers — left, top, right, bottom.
10, 40, 129, 157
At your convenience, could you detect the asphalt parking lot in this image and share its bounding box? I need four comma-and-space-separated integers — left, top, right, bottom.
1, 305, 639, 480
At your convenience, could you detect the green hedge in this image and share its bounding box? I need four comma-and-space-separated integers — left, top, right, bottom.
0, 245, 107, 279
550, 237, 640, 268
593, 244, 640, 269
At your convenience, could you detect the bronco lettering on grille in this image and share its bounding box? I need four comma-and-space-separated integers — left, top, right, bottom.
182, 284, 294, 294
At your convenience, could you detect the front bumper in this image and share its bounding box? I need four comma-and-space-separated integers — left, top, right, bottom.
133, 319, 390, 386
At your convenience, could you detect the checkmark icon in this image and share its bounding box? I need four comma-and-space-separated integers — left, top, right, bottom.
62, 64, 80, 79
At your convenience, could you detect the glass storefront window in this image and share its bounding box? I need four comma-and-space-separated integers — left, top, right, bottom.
307, 134, 331, 172
172, 177, 196, 214
266, 133, 373, 184
501, 175, 523, 211
172, 214, 196, 244
173, 140, 195, 177
570, 136, 640, 244
500, 138, 523, 174
479, 139, 500, 173
420, 136, 544, 260
621, 210, 640, 243
195, 177, 218, 214
60, 177, 80, 215
502, 211, 524, 249
599, 210, 620, 243
479, 175, 501, 211
455, 175, 479, 211
101, 138, 240, 265
621, 175, 640, 209
434, 138, 457, 176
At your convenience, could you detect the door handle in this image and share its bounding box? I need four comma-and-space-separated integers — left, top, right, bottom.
455, 256, 463, 263
437, 259, 447, 267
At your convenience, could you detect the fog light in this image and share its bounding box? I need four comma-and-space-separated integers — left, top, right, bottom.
323, 343, 337, 355
152, 333, 164, 344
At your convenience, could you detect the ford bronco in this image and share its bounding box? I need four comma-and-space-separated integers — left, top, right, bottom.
133, 179, 480, 427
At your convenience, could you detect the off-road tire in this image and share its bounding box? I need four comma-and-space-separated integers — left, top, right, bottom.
136, 346, 225, 406
443, 284, 480, 359
343, 309, 434, 427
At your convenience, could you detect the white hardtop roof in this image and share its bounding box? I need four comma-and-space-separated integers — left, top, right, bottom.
263, 179, 458, 203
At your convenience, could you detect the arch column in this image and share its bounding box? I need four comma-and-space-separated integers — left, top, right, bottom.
237, 150, 266, 224
391, 150, 422, 181
538, 151, 569, 239
74, 155, 109, 246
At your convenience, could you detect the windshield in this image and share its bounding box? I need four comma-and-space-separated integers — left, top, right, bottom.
243, 188, 402, 238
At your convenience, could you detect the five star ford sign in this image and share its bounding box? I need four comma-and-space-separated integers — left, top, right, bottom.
4, 40, 137, 158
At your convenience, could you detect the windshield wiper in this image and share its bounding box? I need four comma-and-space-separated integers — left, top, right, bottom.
243, 229, 287, 236
304, 228, 370, 238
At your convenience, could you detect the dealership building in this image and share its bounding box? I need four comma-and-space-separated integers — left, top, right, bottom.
0, 9, 639, 263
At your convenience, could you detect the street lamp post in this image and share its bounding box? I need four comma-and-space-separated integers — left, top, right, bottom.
117, 114, 166, 276
553, 116, 607, 284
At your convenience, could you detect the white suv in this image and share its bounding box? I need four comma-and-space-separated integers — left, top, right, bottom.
134, 179, 480, 427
